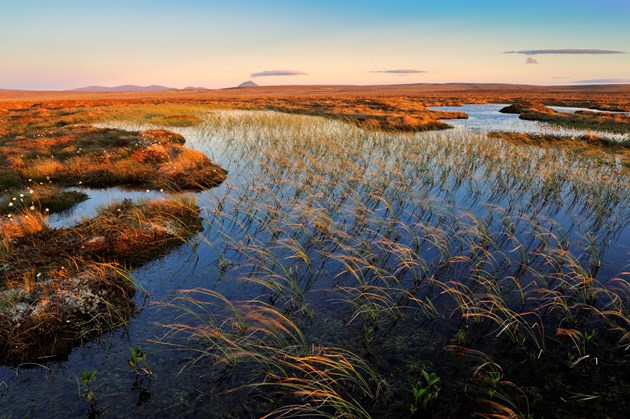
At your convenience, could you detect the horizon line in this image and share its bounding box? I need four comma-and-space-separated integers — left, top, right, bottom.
3, 81, 630, 92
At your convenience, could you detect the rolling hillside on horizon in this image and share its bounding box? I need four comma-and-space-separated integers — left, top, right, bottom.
68, 84, 176, 92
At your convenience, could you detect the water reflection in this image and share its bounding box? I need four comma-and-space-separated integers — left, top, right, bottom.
428, 103, 630, 141
1, 111, 628, 417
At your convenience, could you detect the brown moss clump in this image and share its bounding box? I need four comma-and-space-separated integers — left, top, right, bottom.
0, 263, 134, 363
500, 102, 557, 115
0, 185, 88, 216
0, 196, 203, 362
520, 110, 630, 133
499, 102, 630, 133
140, 129, 186, 145
0, 124, 227, 191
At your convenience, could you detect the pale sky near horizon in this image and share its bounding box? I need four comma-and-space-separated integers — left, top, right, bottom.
1, 0, 629, 90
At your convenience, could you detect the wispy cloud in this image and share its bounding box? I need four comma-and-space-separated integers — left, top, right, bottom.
370, 69, 427, 74
575, 78, 630, 84
250, 70, 308, 77
525, 57, 538, 64
506, 49, 625, 55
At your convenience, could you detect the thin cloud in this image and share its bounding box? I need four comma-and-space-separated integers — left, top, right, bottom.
370, 69, 427, 74
576, 78, 630, 84
251, 70, 308, 77
525, 57, 538, 64
505, 49, 625, 55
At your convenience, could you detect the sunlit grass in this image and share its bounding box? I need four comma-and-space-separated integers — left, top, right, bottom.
1, 98, 628, 416
148, 110, 629, 417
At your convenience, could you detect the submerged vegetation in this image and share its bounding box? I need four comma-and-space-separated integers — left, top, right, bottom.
0, 95, 628, 417
155, 111, 628, 417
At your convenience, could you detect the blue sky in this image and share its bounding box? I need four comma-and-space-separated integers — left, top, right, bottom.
1, 0, 628, 89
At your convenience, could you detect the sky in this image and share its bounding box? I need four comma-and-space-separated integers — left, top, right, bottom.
1, 0, 629, 90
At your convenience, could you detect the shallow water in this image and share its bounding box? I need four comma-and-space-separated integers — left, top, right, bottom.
1, 112, 628, 418
47, 187, 165, 229
548, 105, 630, 115
428, 103, 630, 141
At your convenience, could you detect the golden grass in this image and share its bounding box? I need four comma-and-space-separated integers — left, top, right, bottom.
1, 92, 629, 415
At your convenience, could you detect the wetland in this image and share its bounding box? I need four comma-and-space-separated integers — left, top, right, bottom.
0, 99, 629, 418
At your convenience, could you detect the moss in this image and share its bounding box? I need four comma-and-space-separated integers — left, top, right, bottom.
0, 124, 227, 192
0, 187, 88, 216
0, 197, 203, 362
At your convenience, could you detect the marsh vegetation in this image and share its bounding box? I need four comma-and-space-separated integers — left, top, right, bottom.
0, 101, 628, 417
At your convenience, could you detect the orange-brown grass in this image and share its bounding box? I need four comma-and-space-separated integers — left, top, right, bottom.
2, 85, 629, 139
0, 212, 47, 241
0, 123, 227, 191
0, 196, 202, 362
521, 109, 630, 133
499, 101, 630, 133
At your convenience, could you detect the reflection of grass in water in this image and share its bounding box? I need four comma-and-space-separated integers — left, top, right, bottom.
154, 111, 629, 417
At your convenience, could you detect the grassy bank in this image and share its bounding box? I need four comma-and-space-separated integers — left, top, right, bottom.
488, 131, 630, 169
0, 196, 203, 362
0, 101, 228, 362
499, 102, 630, 133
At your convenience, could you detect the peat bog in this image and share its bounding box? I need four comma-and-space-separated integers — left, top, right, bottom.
0, 96, 628, 418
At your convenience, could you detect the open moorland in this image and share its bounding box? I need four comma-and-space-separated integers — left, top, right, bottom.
0, 84, 629, 418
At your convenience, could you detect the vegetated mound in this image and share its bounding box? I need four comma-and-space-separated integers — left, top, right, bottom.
0, 196, 203, 362
499, 102, 556, 114
0, 185, 88, 217
265, 102, 468, 132
499, 102, 630, 133
0, 126, 227, 192
0, 105, 228, 363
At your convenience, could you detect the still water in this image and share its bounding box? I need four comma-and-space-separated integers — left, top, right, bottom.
1, 111, 628, 417
428, 103, 630, 141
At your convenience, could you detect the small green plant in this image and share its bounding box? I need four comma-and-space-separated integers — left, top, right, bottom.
410, 369, 441, 414
80, 370, 97, 402
489, 370, 502, 388
455, 328, 467, 345
128, 347, 153, 379
363, 323, 375, 348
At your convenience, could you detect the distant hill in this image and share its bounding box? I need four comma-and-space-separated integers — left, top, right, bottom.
182, 86, 209, 90
68, 85, 175, 92
237, 81, 258, 88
